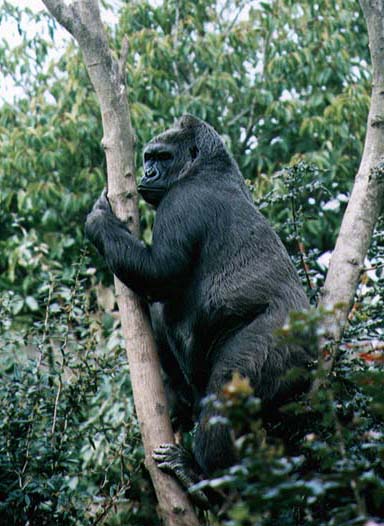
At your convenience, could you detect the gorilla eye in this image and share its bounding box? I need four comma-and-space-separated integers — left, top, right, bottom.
156, 151, 173, 161
144, 150, 173, 162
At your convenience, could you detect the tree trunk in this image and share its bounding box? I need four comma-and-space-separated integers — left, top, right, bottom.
41, 1, 199, 525
317, 0, 384, 372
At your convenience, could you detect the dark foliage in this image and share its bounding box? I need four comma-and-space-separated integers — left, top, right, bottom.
0, 260, 158, 526
195, 309, 384, 525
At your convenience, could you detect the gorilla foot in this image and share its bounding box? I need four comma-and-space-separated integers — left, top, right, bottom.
152, 443, 209, 508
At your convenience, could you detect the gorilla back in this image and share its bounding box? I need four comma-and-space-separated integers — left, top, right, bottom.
85, 114, 313, 506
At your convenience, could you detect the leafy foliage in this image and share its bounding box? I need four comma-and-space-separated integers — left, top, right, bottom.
198, 306, 384, 525
0, 258, 157, 525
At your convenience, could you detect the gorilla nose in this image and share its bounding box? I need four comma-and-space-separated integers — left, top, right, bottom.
145, 166, 157, 179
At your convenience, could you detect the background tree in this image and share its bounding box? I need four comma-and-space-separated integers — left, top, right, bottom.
319, 0, 384, 347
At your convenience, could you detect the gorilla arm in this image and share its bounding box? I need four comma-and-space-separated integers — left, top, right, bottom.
85, 190, 196, 301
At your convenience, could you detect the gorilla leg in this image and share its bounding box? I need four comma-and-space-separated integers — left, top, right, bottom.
154, 325, 287, 506
153, 386, 237, 509
194, 320, 314, 476
193, 330, 280, 475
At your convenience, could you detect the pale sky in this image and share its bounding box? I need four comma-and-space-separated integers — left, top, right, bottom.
0, 0, 119, 104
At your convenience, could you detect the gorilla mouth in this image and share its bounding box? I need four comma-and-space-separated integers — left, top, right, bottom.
138, 184, 165, 206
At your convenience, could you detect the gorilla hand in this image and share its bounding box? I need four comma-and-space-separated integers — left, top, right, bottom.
85, 189, 117, 255
92, 188, 112, 213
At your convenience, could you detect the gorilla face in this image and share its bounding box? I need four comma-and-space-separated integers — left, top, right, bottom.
138, 116, 210, 207
139, 144, 176, 206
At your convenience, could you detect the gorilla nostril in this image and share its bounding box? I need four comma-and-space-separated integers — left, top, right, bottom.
146, 167, 157, 178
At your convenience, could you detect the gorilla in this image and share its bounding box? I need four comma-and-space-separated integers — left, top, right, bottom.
85, 114, 313, 506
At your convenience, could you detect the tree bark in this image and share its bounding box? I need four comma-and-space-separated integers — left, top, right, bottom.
41, 1, 199, 525
317, 0, 384, 371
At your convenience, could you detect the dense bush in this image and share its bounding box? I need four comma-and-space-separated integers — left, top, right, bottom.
0, 259, 157, 525
198, 306, 384, 525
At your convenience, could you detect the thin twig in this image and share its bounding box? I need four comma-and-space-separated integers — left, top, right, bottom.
92, 484, 131, 526
290, 195, 314, 290
36, 274, 55, 370
364, 262, 384, 271
20, 276, 55, 483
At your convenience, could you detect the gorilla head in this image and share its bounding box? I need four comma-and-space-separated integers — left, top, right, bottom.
138, 115, 233, 207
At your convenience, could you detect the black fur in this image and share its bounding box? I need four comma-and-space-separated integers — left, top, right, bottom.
85, 115, 313, 504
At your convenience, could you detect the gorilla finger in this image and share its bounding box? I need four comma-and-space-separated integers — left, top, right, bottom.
153, 448, 177, 462
152, 452, 169, 462
156, 461, 174, 471
154, 443, 178, 450
153, 443, 179, 455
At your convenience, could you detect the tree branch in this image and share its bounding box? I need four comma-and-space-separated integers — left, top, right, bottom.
315, 0, 384, 377
41, 1, 199, 524
40, 0, 77, 34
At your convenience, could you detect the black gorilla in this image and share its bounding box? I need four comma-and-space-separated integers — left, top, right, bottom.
85, 114, 313, 506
